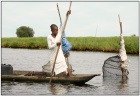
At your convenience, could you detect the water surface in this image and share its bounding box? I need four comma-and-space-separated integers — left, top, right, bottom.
1, 48, 139, 95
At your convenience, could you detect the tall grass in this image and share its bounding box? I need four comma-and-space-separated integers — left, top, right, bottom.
2, 36, 139, 54
68, 36, 139, 54
2, 37, 47, 49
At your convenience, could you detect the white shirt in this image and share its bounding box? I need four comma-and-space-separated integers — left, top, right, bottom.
47, 32, 65, 62
47, 27, 67, 75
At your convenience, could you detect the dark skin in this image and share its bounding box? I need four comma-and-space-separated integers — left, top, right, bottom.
51, 10, 71, 46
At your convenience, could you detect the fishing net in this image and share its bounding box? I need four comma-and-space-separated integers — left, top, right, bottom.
102, 55, 123, 77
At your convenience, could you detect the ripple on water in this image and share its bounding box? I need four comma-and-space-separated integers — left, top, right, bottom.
1, 48, 139, 95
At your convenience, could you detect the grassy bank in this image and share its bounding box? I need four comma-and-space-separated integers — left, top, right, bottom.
2, 36, 139, 54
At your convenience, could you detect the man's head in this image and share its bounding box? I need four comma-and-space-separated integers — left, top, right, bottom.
50, 24, 58, 36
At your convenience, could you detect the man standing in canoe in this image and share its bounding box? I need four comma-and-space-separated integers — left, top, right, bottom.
47, 10, 71, 77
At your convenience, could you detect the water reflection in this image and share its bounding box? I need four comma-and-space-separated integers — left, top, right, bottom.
1, 48, 138, 95
50, 83, 68, 95
118, 79, 129, 92
103, 77, 129, 94
1, 81, 13, 95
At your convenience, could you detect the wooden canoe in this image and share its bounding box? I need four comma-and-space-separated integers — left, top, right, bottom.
1, 70, 101, 84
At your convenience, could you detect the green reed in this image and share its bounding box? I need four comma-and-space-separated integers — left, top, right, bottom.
2, 36, 139, 54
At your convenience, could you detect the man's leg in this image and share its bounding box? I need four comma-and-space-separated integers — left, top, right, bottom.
66, 57, 72, 76
65, 53, 72, 76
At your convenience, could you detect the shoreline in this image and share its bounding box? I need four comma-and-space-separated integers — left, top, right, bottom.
2, 36, 139, 54
1, 47, 139, 56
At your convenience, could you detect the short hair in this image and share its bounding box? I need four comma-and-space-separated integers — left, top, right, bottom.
50, 24, 58, 31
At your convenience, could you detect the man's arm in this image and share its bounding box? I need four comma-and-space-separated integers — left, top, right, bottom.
47, 37, 57, 49
47, 36, 62, 49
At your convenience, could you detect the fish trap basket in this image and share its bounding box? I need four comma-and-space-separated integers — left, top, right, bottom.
102, 55, 123, 77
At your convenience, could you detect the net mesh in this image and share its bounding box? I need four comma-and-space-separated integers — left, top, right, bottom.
102, 55, 123, 77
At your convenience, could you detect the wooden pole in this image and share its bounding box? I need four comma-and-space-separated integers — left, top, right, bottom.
60, 1, 72, 38
57, 3, 62, 24
49, 1, 72, 83
95, 24, 98, 37
118, 14, 122, 34
57, 3, 72, 76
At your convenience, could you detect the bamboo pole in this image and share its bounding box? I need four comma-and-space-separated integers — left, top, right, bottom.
49, 1, 72, 83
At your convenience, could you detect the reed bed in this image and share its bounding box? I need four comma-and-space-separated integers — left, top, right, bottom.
2, 36, 139, 54
2, 37, 47, 49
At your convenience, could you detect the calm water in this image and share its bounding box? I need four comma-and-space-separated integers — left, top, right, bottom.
1, 48, 139, 95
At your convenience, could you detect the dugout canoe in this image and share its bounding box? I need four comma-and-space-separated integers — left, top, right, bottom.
1, 70, 101, 84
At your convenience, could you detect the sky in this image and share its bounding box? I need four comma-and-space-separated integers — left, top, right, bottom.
1, 1, 139, 37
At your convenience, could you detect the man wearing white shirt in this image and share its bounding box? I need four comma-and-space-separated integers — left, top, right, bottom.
47, 10, 71, 77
